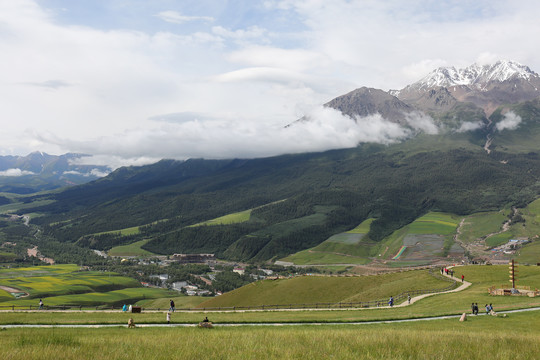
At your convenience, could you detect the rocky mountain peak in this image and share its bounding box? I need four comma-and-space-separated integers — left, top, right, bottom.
394, 60, 540, 117
324, 87, 413, 124
413, 60, 538, 91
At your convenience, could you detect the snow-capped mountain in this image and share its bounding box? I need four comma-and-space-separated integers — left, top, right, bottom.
410, 60, 539, 91
320, 60, 540, 134
395, 60, 540, 117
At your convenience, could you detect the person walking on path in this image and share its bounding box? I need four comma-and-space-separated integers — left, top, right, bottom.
474, 303, 478, 315
166, 312, 171, 324
169, 299, 175, 312
461, 274, 465, 283
38, 299, 43, 310
389, 296, 394, 307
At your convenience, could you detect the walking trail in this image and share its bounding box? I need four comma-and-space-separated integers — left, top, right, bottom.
394, 266, 471, 308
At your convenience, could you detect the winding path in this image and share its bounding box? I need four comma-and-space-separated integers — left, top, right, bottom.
2, 307, 539, 329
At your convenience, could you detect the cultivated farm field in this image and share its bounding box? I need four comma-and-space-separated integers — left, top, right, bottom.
0, 264, 176, 309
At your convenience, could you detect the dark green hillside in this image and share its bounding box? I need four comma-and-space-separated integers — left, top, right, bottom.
23, 133, 540, 261
433, 101, 488, 129
489, 99, 540, 153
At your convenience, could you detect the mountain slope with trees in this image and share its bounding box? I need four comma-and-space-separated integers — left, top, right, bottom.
17, 61, 540, 262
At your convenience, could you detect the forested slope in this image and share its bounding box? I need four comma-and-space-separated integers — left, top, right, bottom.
25, 139, 540, 262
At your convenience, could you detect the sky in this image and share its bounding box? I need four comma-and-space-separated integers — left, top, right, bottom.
1, 0, 539, 169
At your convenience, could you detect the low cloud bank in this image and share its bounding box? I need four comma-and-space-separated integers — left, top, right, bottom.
456, 121, 484, 133
62, 169, 111, 178
39, 106, 445, 168
0, 168, 35, 177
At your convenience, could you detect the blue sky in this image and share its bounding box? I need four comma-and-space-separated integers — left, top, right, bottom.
1, 0, 539, 168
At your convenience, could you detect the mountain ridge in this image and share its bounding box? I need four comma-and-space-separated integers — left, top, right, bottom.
0, 152, 111, 194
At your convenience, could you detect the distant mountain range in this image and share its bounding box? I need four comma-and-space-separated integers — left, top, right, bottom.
0, 152, 110, 194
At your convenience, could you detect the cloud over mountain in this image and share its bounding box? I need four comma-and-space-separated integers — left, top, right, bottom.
3, 1, 540, 166
496, 112, 522, 131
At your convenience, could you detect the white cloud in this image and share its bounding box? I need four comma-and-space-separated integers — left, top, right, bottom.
155, 11, 213, 24
35, 106, 413, 167
2, 0, 540, 167
62, 170, 83, 176
90, 168, 111, 178
212, 26, 268, 42
0, 168, 35, 177
456, 121, 484, 133
63, 168, 110, 178
227, 46, 328, 72
496, 111, 522, 131
404, 112, 439, 135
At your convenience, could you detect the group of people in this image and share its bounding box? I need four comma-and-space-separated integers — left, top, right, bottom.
441, 267, 465, 282
386, 294, 412, 307
485, 303, 497, 315
471, 303, 497, 316
441, 267, 454, 277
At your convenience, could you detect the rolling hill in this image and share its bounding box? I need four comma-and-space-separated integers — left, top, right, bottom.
196, 269, 452, 308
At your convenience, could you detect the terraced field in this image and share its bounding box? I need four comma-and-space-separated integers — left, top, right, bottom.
0, 264, 176, 308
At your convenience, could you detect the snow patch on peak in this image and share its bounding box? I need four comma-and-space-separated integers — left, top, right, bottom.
415, 60, 538, 90
485, 60, 536, 82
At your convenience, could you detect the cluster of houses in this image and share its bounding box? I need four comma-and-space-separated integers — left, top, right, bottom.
144, 267, 278, 296
491, 238, 530, 255
124, 253, 285, 296
143, 274, 212, 296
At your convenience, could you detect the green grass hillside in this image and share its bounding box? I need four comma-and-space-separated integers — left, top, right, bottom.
197, 269, 451, 308
459, 210, 509, 244
281, 219, 376, 265
283, 212, 462, 266
191, 209, 252, 226
108, 239, 155, 256
0, 264, 175, 308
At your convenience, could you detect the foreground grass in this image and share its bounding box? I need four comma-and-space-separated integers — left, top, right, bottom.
1, 311, 539, 360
